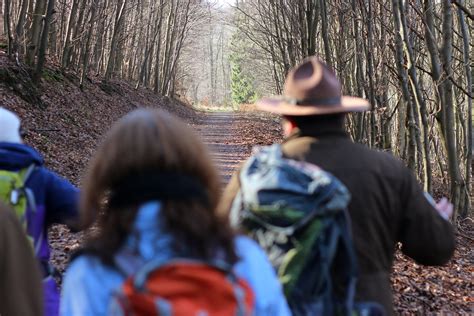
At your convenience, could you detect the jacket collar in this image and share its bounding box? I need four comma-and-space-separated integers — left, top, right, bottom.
284, 125, 350, 143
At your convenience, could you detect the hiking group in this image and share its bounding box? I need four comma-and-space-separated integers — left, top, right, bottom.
0, 57, 455, 316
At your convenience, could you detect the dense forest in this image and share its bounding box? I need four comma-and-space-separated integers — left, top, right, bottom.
1, 0, 472, 218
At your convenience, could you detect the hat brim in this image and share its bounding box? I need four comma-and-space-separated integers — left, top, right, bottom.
256, 96, 370, 116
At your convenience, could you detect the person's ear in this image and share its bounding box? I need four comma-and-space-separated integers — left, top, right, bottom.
282, 118, 297, 136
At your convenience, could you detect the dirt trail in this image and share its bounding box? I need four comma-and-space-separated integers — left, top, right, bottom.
194, 112, 250, 184
50, 111, 263, 274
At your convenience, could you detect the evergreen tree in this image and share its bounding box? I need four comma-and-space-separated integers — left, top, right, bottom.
230, 54, 257, 105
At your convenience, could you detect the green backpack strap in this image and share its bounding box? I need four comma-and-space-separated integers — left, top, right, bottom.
17, 164, 40, 255
22, 164, 36, 184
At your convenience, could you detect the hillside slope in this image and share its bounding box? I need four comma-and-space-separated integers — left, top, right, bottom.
0, 55, 198, 185
0, 53, 201, 275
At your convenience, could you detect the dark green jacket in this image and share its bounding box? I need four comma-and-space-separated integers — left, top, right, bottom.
220, 127, 455, 315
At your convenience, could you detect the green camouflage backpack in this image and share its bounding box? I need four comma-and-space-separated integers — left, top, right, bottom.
0, 165, 36, 238
231, 145, 385, 316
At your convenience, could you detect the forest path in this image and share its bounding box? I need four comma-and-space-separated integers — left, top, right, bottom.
193, 111, 249, 185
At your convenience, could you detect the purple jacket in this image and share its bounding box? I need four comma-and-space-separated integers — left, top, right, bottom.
0, 142, 79, 263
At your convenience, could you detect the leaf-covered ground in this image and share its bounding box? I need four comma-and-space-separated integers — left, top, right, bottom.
1, 55, 472, 314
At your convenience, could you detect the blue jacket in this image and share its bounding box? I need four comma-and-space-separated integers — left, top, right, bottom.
60, 202, 291, 316
0, 142, 79, 262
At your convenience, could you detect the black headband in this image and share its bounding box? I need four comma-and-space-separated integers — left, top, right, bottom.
108, 171, 209, 208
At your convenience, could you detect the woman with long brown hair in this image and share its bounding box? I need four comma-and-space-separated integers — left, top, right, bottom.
60, 109, 289, 315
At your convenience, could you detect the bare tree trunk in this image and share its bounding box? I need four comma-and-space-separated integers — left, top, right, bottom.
105, 0, 127, 81
208, 4, 215, 104
58, 0, 66, 56
165, 0, 191, 96
34, 0, 55, 81
14, 0, 28, 54
399, 0, 432, 192
0, 0, 4, 37
365, 0, 377, 148
4, 0, 13, 56
319, 0, 332, 66
305, 0, 318, 56
160, 0, 178, 94
48, 12, 57, 55
26, 0, 47, 65
456, 0, 472, 217
61, 0, 79, 68
269, 39, 283, 93
440, 0, 465, 218
92, 0, 107, 73
135, 0, 153, 88
153, 1, 164, 93
392, 0, 417, 171
79, 0, 97, 88
352, 0, 366, 144
68, 0, 88, 69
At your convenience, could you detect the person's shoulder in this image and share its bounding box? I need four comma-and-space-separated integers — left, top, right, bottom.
66, 254, 120, 281
232, 235, 292, 315
61, 254, 125, 315
64, 254, 124, 291
234, 235, 269, 264
62, 255, 97, 295
232, 235, 273, 279
40, 167, 78, 191
66, 254, 103, 277
350, 142, 409, 174
234, 235, 262, 253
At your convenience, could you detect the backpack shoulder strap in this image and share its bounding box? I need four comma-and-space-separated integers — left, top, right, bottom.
229, 145, 275, 228
229, 189, 243, 228
338, 208, 358, 312
21, 164, 36, 184
20, 164, 38, 213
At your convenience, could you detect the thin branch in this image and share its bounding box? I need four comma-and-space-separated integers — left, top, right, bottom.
451, 0, 474, 20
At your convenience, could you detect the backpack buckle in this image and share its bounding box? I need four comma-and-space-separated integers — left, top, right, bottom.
10, 189, 20, 205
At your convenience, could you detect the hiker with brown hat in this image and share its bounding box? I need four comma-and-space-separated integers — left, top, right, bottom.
219, 56, 455, 315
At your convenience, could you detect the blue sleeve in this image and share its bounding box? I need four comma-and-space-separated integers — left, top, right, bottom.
60, 256, 124, 316
61, 257, 102, 316
44, 170, 79, 228
233, 236, 291, 316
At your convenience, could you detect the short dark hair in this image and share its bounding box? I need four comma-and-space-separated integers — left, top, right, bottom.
283, 114, 346, 130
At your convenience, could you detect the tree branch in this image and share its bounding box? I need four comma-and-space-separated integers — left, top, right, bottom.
451, 0, 474, 20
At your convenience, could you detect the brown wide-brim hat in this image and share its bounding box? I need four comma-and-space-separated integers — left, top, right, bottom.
257, 56, 370, 115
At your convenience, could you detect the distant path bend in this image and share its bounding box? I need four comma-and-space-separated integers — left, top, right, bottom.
194, 112, 249, 185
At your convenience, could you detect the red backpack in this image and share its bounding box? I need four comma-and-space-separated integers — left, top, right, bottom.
110, 259, 255, 316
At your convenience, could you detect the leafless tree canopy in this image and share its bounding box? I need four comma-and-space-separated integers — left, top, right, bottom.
2, 0, 210, 94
